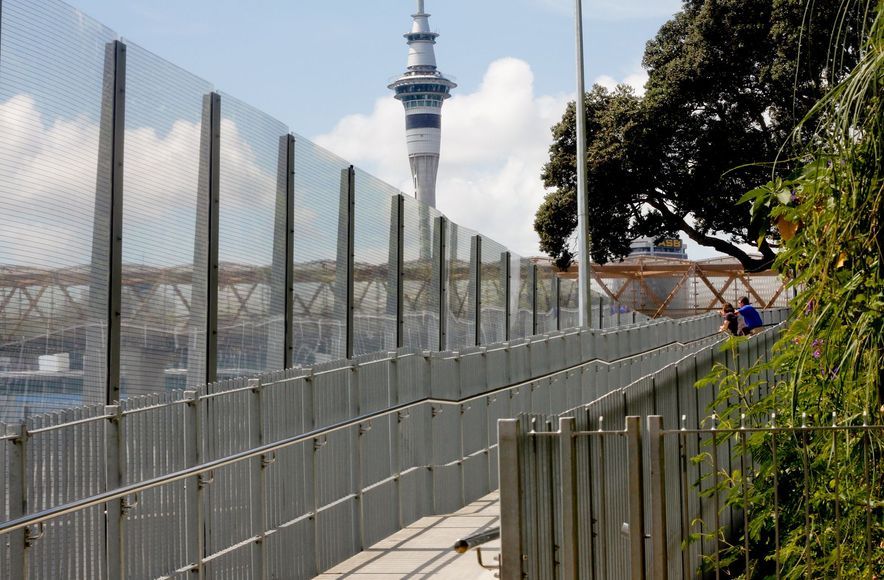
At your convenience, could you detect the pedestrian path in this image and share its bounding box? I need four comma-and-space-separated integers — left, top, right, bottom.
316, 492, 500, 579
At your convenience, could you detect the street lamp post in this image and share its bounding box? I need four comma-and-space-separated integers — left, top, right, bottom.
575, 0, 592, 327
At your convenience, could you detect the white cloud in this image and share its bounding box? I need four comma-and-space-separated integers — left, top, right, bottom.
593, 67, 648, 96
0, 94, 280, 267
315, 57, 571, 257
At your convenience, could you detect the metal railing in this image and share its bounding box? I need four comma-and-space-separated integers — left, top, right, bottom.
0, 310, 775, 579
498, 323, 884, 579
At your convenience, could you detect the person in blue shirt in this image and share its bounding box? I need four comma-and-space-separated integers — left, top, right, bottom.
736, 297, 763, 335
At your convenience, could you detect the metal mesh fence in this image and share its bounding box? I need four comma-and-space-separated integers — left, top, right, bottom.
0, 309, 751, 579
446, 223, 477, 351
352, 171, 398, 356
401, 197, 441, 351
217, 93, 288, 378
0, 0, 685, 422
480, 237, 507, 345
290, 137, 350, 367
0, 0, 116, 420
119, 42, 211, 398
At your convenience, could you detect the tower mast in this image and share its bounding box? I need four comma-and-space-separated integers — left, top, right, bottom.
388, 0, 456, 208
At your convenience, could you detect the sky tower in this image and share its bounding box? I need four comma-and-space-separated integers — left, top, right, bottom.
388, 0, 456, 209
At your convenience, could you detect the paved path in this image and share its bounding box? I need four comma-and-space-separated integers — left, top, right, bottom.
315, 492, 500, 579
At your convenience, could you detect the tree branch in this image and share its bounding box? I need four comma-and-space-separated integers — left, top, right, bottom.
646, 199, 775, 271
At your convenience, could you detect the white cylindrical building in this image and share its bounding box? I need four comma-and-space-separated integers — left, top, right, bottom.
388, 0, 456, 208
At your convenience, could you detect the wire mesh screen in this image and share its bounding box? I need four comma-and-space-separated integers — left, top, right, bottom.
511, 256, 534, 339
291, 137, 349, 366
401, 197, 441, 351
589, 278, 607, 328
352, 170, 398, 356
480, 237, 507, 345
217, 93, 288, 377
0, 0, 118, 420
536, 264, 558, 333
118, 42, 212, 398
446, 223, 477, 350
559, 277, 579, 330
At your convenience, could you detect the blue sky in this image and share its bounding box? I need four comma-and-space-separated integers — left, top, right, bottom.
71, 0, 680, 137
50, 0, 713, 259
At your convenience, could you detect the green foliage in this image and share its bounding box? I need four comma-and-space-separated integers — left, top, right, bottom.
690, 3, 884, 574
694, 337, 884, 577
535, 87, 643, 267
750, 0, 883, 412
536, 0, 868, 270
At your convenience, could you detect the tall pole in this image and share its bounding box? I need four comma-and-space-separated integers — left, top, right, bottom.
574, 0, 592, 328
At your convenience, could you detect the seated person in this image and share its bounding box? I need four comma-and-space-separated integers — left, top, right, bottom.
736, 297, 763, 335
719, 303, 739, 335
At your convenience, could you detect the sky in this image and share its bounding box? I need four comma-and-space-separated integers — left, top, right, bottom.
57, 0, 718, 259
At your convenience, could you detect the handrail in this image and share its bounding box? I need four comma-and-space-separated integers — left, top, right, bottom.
6, 314, 729, 436
453, 527, 501, 553
453, 527, 502, 573
0, 315, 740, 536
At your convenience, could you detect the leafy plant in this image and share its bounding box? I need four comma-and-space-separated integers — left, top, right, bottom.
691, 1, 884, 575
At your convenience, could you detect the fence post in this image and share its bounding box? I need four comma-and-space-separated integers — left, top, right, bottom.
104, 405, 125, 579
559, 417, 579, 580
503, 251, 512, 342
498, 419, 523, 580
394, 195, 405, 349
436, 216, 448, 351
531, 264, 538, 336
599, 295, 603, 329
311, 433, 325, 573
555, 276, 562, 332
248, 379, 267, 579
205, 92, 221, 383
472, 235, 482, 346
183, 389, 205, 578
356, 420, 370, 551
282, 134, 296, 368
7, 425, 26, 580
625, 416, 647, 580
104, 40, 126, 405
339, 166, 355, 359
648, 415, 668, 580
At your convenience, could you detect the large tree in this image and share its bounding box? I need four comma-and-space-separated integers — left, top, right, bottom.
535, 0, 868, 271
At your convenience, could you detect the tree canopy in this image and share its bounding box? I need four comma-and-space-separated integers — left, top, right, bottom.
535, 0, 869, 271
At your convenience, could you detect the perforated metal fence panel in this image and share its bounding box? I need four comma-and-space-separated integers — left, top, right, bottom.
559, 277, 579, 330
352, 170, 398, 356
401, 197, 441, 351
291, 137, 350, 366
217, 94, 288, 377
536, 263, 558, 333
480, 236, 507, 345
0, 0, 117, 420
119, 43, 212, 398
446, 223, 477, 351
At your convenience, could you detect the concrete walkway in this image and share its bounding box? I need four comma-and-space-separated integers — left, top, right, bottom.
315, 492, 500, 579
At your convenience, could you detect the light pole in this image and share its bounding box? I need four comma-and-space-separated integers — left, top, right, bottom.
574, 0, 592, 327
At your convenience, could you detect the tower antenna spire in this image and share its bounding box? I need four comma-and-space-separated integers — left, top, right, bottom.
388, 0, 456, 209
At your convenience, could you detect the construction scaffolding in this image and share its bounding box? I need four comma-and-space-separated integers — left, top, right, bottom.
562, 256, 792, 318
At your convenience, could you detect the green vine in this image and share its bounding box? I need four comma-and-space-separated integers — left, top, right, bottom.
691, 1, 884, 575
